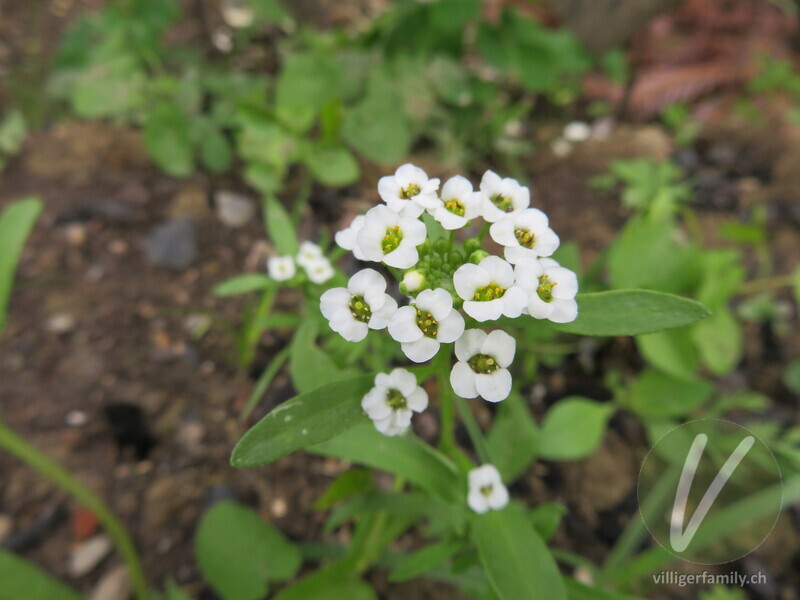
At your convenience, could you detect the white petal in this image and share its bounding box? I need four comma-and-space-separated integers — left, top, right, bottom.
388, 306, 423, 343
505, 245, 536, 265
516, 208, 549, 231
398, 200, 425, 218
392, 407, 413, 429
481, 330, 516, 368
475, 369, 512, 403
478, 256, 515, 288
388, 368, 418, 396
500, 286, 528, 319
527, 295, 553, 319
362, 388, 391, 420
453, 263, 485, 300
320, 287, 350, 320
334, 215, 365, 251
514, 258, 544, 292
549, 267, 579, 299
401, 218, 428, 245
373, 414, 397, 435
468, 490, 490, 514
395, 163, 424, 187
356, 221, 389, 261
481, 201, 507, 224
441, 175, 473, 201
469, 464, 501, 488
268, 256, 296, 281
533, 228, 560, 257
337, 318, 369, 342
413, 191, 442, 210
369, 295, 398, 329
548, 298, 578, 323
436, 311, 465, 343
348, 268, 386, 297
384, 245, 418, 269
480, 170, 502, 195
463, 192, 484, 220
464, 299, 504, 322
433, 207, 468, 230
454, 329, 486, 361
416, 288, 452, 321
375, 373, 390, 387
450, 361, 478, 398
402, 336, 440, 363
488, 484, 510, 510
378, 176, 401, 203
489, 218, 517, 247
406, 387, 428, 412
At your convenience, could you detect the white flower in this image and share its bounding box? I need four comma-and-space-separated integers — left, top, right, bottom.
451, 329, 515, 403
429, 175, 483, 230
268, 256, 295, 281
378, 163, 441, 218
296, 241, 324, 269
320, 269, 398, 342
453, 256, 528, 322
303, 256, 334, 284
489, 208, 560, 264
467, 464, 509, 514
479, 170, 530, 223
514, 258, 578, 323
334, 215, 368, 261
356, 205, 427, 269
563, 121, 591, 142
361, 368, 428, 436
388, 288, 465, 363
401, 269, 426, 294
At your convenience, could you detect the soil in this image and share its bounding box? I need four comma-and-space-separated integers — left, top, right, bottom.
1, 2, 800, 600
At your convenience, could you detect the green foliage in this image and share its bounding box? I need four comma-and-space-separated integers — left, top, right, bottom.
0, 550, 83, 600
264, 196, 299, 255
538, 397, 613, 461
0, 198, 43, 338
0, 110, 27, 170
195, 501, 301, 600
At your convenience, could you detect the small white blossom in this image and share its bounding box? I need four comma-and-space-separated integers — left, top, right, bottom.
356, 205, 427, 269
320, 269, 397, 342
401, 269, 426, 294
514, 258, 578, 323
563, 121, 591, 142
388, 288, 465, 363
453, 256, 528, 322
334, 215, 368, 261
467, 464, 509, 514
296, 241, 324, 269
451, 329, 515, 403
429, 175, 483, 230
303, 256, 334, 284
489, 208, 560, 264
378, 163, 441, 218
362, 368, 428, 436
268, 256, 295, 281
479, 170, 530, 223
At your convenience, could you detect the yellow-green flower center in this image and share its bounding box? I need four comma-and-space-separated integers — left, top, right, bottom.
491, 193, 514, 213
400, 183, 421, 199
382, 225, 403, 254
515, 228, 535, 249
480, 484, 493, 497
415, 307, 439, 338
386, 388, 407, 409
468, 353, 499, 374
444, 198, 465, 217
349, 295, 372, 323
472, 282, 505, 302
537, 275, 556, 303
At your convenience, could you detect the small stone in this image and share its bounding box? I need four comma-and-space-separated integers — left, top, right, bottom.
108, 240, 128, 255
46, 313, 76, 334
65, 410, 88, 427
0, 514, 13, 545
64, 223, 87, 246
214, 190, 255, 227
69, 534, 112, 577
271, 497, 288, 518
89, 565, 131, 600
145, 218, 198, 271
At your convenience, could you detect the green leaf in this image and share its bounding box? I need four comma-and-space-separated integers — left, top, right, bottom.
538, 397, 613, 461
231, 375, 373, 467
275, 52, 341, 115
306, 144, 359, 186
311, 425, 461, 503
623, 368, 712, 420
71, 54, 146, 119
637, 326, 698, 380
264, 195, 299, 255
486, 394, 539, 481
273, 565, 376, 600
0, 550, 84, 600
212, 274, 274, 297
314, 468, 374, 510
342, 72, 411, 164
290, 320, 358, 393
389, 539, 464, 582
784, 359, 800, 395
0, 110, 26, 155
143, 102, 193, 177
471, 504, 567, 600
529, 502, 566, 542
552, 290, 710, 336
200, 126, 233, 173
0, 197, 42, 338
196, 501, 300, 600
692, 307, 742, 375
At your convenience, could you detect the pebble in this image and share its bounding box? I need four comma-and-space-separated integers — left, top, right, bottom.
144, 218, 198, 270
69, 534, 112, 577
89, 565, 131, 600
46, 313, 76, 334
0, 514, 13, 545
214, 190, 256, 227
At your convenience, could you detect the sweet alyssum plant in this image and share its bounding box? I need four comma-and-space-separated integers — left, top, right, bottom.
227, 164, 714, 600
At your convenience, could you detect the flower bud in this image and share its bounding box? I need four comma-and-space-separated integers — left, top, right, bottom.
400, 269, 425, 295
463, 238, 482, 254
433, 238, 450, 254
468, 249, 490, 264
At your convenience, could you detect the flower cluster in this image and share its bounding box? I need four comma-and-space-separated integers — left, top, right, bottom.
268, 241, 334, 285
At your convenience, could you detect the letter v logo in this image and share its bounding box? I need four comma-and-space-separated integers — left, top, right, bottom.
669, 433, 755, 553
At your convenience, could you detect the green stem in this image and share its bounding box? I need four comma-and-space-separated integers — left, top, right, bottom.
0, 420, 148, 600
240, 287, 277, 367
436, 350, 456, 457
452, 395, 492, 465
737, 273, 795, 296
239, 346, 291, 421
